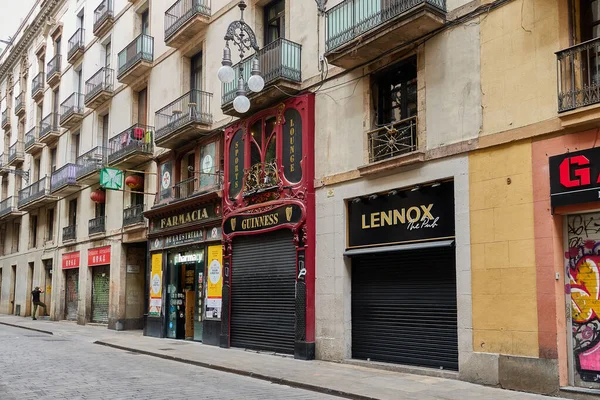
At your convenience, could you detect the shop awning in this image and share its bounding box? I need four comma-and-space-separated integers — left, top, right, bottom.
343, 239, 455, 257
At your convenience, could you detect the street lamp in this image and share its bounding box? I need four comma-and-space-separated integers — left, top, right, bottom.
217, 0, 265, 114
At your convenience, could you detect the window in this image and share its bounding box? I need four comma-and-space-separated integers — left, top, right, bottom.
264, 0, 285, 45
137, 88, 147, 126
30, 215, 38, 249
95, 202, 105, 218
199, 141, 217, 190
68, 199, 77, 227
33, 158, 40, 182
141, 10, 149, 35
52, 88, 60, 114
71, 132, 80, 162
46, 209, 54, 241
1, 179, 7, 201
101, 114, 109, 149
77, 11, 84, 29
37, 104, 43, 125
76, 69, 83, 94
104, 41, 111, 68
12, 222, 20, 253
50, 147, 57, 173
191, 52, 202, 91
375, 57, 417, 125
55, 36, 61, 56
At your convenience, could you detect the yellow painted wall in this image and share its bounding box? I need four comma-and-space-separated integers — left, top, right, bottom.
480, 0, 559, 135
469, 141, 539, 357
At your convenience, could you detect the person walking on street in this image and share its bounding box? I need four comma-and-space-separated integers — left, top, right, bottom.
31, 286, 47, 320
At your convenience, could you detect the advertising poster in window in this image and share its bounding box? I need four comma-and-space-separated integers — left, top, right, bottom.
149, 253, 163, 316
205, 245, 223, 320
200, 141, 216, 189
160, 162, 172, 201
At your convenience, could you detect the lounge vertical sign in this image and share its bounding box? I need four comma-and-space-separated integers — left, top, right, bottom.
347, 181, 455, 248
550, 147, 600, 208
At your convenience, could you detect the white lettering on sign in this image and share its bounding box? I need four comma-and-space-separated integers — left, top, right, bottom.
175, 254, 202, 264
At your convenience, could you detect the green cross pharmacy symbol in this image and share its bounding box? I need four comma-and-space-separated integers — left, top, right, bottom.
100, 168, 124, 190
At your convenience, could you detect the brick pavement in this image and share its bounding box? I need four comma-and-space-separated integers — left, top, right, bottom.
0, 315, 570, 400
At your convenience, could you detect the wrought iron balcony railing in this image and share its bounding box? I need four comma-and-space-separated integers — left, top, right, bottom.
63, 224, 77, 241
85, 67, 114, 102
0, 196, 18, 217
32, 72, 44, 96
222, 38, 302, 104
557, 37, 600, 112
243, 160, 278, 195
14, 92, 25, 115
60, 93, 84, 123
18, 177, 51, 207
2, 109, 9, 127
88, 216, 105, 235
46, 54, 61, 80
8, 141, 24, 163
325, 0, 446, 52
123, 204, 145, 226
117, 34, 154, 78
155, 90, 212, 138
173, 177, 196, 200
25, 126, 40, 150
51, 163, 81, 192
164, 0, 211, 40
367, 116, 417, 163
76, 146, 107, 178
67, 28, 85, 60
40, 113, 59, 138
94, 0, 113, 33
107, 123, 154, 164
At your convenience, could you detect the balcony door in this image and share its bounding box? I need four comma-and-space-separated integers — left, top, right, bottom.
576, 0, 600, 88
264, 0, 285, 45
54, 36, 61, 56
138, 88, 147, 126
141, 10, 149, 35
191, 52, 202, 92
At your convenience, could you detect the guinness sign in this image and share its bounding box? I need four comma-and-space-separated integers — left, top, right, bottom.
223, 204, 303, 235
347, 181, 455, 248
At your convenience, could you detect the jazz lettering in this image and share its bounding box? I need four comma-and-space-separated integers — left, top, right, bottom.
361, 204, 439, 231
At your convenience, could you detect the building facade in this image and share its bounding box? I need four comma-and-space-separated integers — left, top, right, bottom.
1, 0, 600, 397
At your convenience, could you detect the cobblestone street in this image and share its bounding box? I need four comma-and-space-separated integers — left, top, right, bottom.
0, 324, 342, 400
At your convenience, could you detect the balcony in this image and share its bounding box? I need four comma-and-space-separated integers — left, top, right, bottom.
31, 72, 44, 103
14, 92, 25, 118
67, 28, 85, 64
7, 141, 24, 166
0, 197, 23, 220
76, 146, 107, 184
2, 108, 10, 130
222, 38, 302, 117
557, 37, 600, 113
51, 163, 82, 196
324, 0, 446, 69
107, 124, 154, 168
164, 0, 211, 49
0, 154, 7, 175
25, 126, 44, 154
63, 224, 76, 242
123, 204, 145, 227
85, 68, 114, 109
155, 90, 212, 149
18, 177, 58, 211
39, 113, 60, 144
156, 171, 222, 208
88, 216, 105, 236
46, 55, 61, 87
60, 93, 84, 130
93, 0, 114, 38
117, 34, 154, 85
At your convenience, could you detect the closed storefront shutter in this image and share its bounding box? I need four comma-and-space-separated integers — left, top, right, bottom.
65, 269, 79, 321
92, 265, 110, 323
351, 247, 458, 370
231, 230, 296, 354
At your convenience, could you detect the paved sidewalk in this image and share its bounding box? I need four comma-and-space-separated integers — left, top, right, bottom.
0, 315, 567, 400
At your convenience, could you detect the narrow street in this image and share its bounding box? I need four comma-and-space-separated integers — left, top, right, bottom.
0, 324, 342, 400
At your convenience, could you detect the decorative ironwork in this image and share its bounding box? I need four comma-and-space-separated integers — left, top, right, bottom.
88, 216, 106, 235
0, 197, 18, 218
107, 123, 154, 165
8, 141, 24, 163
165, 0, 211, 40
51, 163, 81, 193
63, 224, 77, 241
224, 1, 259, 60
25, 127, 40, 151
243, 159, 279, 195
367, 116, 417, 163
123, 204, 145, 226
155, 90, 213, 138
325, 0, 446, 52
85, 67, 114, 103
222, 38, 302, 104
67, 28, 85, 60
60, 93, 84, 125
1, 109, 9, 128
557, 37, 600, 112
117, 34, 154, 78
173, 177, 196, 200
18, 177, 51, 208
40, 113, 59, 139
76, 146, 107, 179
46, 54, 61, 81
14, 92, 25, 115
93, 0, 114, 34
31, 72, 44, 97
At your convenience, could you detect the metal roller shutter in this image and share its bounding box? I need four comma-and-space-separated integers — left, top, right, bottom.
351, 247, 458, 370
92, 265, 110, 323
65, 269, 79, 321
231, 230, 296, 354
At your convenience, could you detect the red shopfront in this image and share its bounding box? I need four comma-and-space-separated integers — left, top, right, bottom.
221, 94, 316, 359
62, 251, 80, 321
88, 246, 111, 324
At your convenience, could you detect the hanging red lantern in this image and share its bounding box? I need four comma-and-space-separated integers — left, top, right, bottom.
90, 189, 106, 203
125, 175, 144, 190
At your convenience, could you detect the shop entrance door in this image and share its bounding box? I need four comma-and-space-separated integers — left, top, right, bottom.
91, 265, 110, 323
65, 269, 79, 320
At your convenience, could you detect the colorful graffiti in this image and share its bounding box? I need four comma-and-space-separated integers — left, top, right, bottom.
567, 213, 600, 383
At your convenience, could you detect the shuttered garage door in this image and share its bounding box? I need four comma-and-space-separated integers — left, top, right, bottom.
231, 230, 296, 354
351, 247, 458, 370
